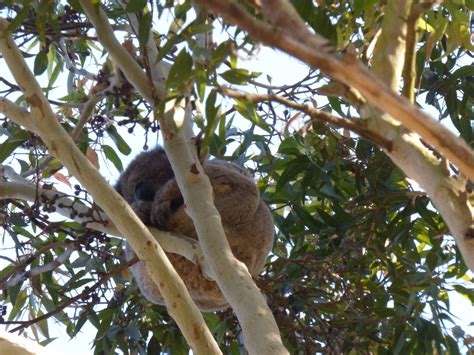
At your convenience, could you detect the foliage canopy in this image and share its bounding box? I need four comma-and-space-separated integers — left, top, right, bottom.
0, 0, 473, 354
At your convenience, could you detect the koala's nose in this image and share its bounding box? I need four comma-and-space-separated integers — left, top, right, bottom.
134, 182, 156, 201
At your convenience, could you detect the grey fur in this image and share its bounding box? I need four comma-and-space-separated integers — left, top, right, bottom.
116, 147, 274, 311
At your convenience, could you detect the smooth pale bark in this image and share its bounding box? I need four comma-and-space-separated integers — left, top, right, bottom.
196, 0, 474, 188
0, 175, 208, 276
162, 106, 287, 354
195, 0, 474, 271
0, 18, 221, 354
368, 0, 474, 270
78, 2, 288, 353
0, 330, 53, 355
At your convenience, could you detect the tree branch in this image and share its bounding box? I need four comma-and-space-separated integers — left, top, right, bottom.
79, 2, 288, 353
77, 2, 160, 104
0, 245, 77, 289
0, 18, 221, 354
195, 0, 474, 184
368, 0, 474, 270
162, 103, 288, 354
0, 330, 51, 355
4, 258, 138, 333
219, 86, 392, 150
0, 176, 209, 278
195, 0, 474, 271
20, 92, 104, 178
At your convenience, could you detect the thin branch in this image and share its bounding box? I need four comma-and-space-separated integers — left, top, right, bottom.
402, 2, 419, 101
5, 258, 138, 333
261, 0, 329, 49
368, 0, 474, 270
401, 1, 437, 101
162, 102, 288, 354
196, 0, 474, 184
0, 247, 78, 289
71, 94, 102, 141
77, 2, 159, 104
21, 93, 104, 178
0, 176, 209, 277
220, 87, 392, 150
79, 3, 288, 353
0, 240, 75, 288
58, 38, 96, 80
0, 18, 220, 354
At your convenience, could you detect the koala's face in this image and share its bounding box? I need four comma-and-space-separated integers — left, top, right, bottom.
115, 148, 174, 204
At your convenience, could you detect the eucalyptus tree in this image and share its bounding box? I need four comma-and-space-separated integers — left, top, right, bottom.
0, 1, 473, 353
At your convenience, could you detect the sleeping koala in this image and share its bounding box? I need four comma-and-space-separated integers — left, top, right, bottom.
115, 147, 274, 311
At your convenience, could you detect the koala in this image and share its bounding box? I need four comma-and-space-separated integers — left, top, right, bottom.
115, 147, 274, 311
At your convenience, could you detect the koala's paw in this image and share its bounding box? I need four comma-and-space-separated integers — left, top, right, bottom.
149, 180, 184, 229
149, 198, 173, 230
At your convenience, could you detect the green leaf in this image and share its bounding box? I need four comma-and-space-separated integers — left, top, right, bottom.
234, 99, 271, 132
104, 145, 124, 172
276, 156, 309, 190
211, 41, 231, 68
107, 126, 132, 155
0, 138, 26, 162
34, 50, 48, 76
449, 65, 474, 82
201, 90, 222, 149
48, 60, 63, 89
147, 336, 162, 354
155, 33, 185, 63
292, 204, 324, 233
166, 49, 193, 89
220, 68, 260, 85
205, 89, 218, 125
195, 64, 207, 101
125, 0, 147, 12
138, 12, 153, 48
278, 136, 305, 155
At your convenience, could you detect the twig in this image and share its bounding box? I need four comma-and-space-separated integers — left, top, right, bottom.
21, 91, 104, 178
6, 257, 138, 333
0, 177, 209, 276
0, 240, 75, 289
401, 1, 437, 101
196, 0, 474, 183
220, 87, 392, 150
0, 247, 77, 289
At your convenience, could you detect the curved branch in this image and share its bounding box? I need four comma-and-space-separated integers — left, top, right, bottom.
220, 86, 392, 149
0, 18, 221, 354
79, 3, 288, 353
368, 0, 474, 270
77, 2, 160, 103
162, 102, 288, 354
195, 0, 474, 185
0, 178, 209, 277
0, 240, 74, 288
0, 246, 77, 289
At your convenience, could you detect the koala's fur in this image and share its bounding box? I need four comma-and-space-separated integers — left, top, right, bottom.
116, 147, 274, 311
